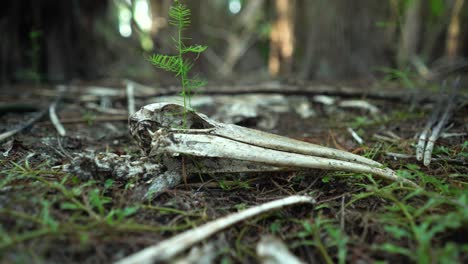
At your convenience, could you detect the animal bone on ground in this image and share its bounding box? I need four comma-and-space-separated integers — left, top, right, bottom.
129, 103, 418, 192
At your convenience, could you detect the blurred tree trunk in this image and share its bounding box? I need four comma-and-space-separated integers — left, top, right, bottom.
269, 0, 295, 77
149, 0, 170, 36
149, 0, 174, 54
197, 0, 265, 78
397, 0, 422, 68
445, 0, 465, 61
294, 0, 390, 80
0, 0, 111, 84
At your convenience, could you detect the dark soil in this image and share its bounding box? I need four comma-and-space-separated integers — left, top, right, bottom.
1, 82, 467, 263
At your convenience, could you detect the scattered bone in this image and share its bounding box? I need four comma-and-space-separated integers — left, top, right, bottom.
114, 195, 315, 264
1, 139, 14, 157
440, 132, 467, 138
64, 152, 162, 182
338, 100, 380, 115
150, 95, 214, 109
347, 127, 364, 145
313, 96, 380, 116
416, 94, 444, 161
126, 81, 136, 115
49, 99, 66, 137
151, 94, 314, 129
417, 79, 460, 166
65, 151, 286, 199
386, 152, 413, 160
129, 103, 418, 188
213, 95, 288, 129
173, 243, 216, 264
313, 95, 335, 105
290, 96, 316, 118
257, 236, 305, 264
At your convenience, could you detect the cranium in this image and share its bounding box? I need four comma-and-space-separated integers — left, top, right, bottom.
129, 103, 418, 190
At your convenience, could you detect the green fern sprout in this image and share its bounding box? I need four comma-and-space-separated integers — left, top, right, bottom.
149, 0, 207, 128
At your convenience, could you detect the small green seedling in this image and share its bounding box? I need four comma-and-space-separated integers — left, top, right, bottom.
149, 0, 207, 128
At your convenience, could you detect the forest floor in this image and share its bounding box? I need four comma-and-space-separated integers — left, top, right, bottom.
0, 80, 467, 263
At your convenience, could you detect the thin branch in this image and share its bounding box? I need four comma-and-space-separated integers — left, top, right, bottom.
49, 85, 67, 136
423, 79, 460, 166
347, 127, 364, 145
126, 81, 136, 115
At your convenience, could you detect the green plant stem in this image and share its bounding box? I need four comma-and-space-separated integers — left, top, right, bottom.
313, 228, 334, 264
0, 228, 51, 249
33, 176, 101, 220
176, 14, 188, 128
0, 209, 44, 225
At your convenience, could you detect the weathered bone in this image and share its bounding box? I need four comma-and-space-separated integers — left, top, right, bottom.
64, 151, 286, 199
129, 103, 418, 188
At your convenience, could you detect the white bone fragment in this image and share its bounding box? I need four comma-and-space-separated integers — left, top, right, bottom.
313, 95, 335, 105
347, 127, 364, 145
338, 100, 380, 114
49, 100, 66, 136
126, 81, 136, 115
114, 195, 315, 264
173, 243, 216, 264
65, 152, 287, 199
257, 236, 305, 264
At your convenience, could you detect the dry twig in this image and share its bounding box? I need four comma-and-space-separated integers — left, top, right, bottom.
416, 79, 460, 166
49, 85, 67, 136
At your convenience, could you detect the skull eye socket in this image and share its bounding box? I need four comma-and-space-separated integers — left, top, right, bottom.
159, 104, 214, 130
188, 113, 213, 129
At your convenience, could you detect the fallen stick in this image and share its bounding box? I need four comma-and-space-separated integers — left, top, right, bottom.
423, 82, 459, 166
126, 80, 136, 115
49, 86, 67, 136
0, 85, 68, 142
419, 79, 460, 166
338, 100, 380, 114
347, 127, 364, 145
0, 111, 46, 142
31, 82, 467, 104
115, 195, 315, 264
416, 83, 445, 161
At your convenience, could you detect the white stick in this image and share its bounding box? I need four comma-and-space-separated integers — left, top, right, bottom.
347, 127, 364, 145
49, 102, 66, 136
257, 236, 305, 264
49, 86, 67, 137
115, 195, 315, 264
423, 79, 459, 166
338, 100, 379, 114
126, 81, 136, 116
